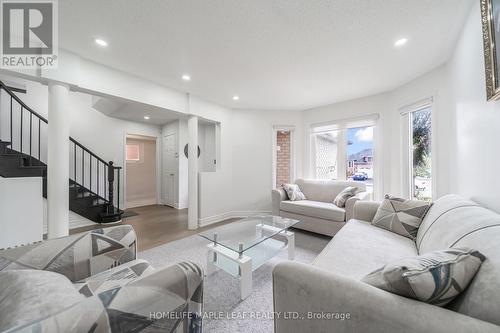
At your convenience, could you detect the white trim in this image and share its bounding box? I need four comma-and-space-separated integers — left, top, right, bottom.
173, 202, 188, 209
126, 198, 157, 208
310, 113, 379, 133
399, 97, 434, 115
400, 97, 434, 199
199, 210, 272, 227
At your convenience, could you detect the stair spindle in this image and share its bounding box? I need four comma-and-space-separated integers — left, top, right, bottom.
38, 119, 41, 160
29, 112, 32, 158
20, 106, 22, 153
10, 96, 12, 147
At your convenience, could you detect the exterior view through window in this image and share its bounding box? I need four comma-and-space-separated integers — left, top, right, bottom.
275, 130, 291, 187
410, 107, 432, 201
346, 126, 374, 194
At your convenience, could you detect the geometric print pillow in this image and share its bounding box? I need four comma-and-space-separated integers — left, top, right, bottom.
361, 248, 486, 307
372, 195, 431, 240
282, 183, 306, 201
333, 186, 357, 208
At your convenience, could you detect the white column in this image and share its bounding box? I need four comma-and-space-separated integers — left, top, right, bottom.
188, 115, 199, 230
47, 82, 70, 238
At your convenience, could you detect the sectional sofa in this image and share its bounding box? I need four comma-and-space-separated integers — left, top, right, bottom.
273, 194, 500, 332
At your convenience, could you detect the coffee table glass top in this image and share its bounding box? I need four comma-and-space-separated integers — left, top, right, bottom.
198, 215, 299, 253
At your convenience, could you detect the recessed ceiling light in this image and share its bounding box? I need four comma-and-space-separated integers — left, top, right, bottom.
182, 74, 191, 81
94, 38, 108, 47
394, 38, 408, 48
144, 116, 150, 120
233, 95, 240, 101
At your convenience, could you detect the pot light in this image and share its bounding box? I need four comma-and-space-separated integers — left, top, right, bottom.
394, 38, 408, 48
182, 74, 191, 81
94, 38, 108, 47
144, 116, 150, 120
233, 95, 240, 101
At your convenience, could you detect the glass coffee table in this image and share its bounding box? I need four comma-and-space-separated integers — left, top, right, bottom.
199, 215, 299, 299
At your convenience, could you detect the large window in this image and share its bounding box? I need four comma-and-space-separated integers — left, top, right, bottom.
409, 107, 432, 201
310, 119, 377, 195
346, 126, 374, 193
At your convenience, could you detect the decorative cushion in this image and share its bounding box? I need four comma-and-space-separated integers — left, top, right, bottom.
282, 183, 306, 201
333, 186, 357, 207
361, 248, 485, 306
0, 270, 84, 332
372, 195, 431, 239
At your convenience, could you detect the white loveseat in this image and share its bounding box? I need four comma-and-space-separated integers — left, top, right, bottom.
272, 179, 370, 236
273, 194, 500, 332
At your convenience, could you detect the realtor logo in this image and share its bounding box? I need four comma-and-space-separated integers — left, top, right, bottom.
1, 0, 58, 69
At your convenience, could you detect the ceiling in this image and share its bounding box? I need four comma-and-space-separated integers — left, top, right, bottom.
60, 0, 473, 111
92, 96, 184, 125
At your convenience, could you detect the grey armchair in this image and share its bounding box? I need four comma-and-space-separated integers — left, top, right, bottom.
0, 225, 203, 333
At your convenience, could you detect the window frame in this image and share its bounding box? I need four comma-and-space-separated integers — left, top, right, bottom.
126, 143, 143, 163
400, 97, 436, 200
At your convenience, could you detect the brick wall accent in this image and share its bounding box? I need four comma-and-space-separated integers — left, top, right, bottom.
276, 131, 291, 188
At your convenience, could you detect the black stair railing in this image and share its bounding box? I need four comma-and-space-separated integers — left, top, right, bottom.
0, 81, 48, 163
70, 137, 121, 211
0, 80, 122, 212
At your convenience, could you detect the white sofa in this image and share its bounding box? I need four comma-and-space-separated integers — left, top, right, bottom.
272, 194, 500, 332
272, 179, 370, 236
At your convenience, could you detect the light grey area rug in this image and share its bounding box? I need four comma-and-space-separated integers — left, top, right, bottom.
139, 226, 330, 333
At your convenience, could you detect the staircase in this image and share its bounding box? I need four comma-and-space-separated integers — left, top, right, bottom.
0, 81, 123, 223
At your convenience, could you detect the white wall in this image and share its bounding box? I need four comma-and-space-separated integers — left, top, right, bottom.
229, 109, 304, 212
0, 177, 43, 248
445, 2, 500, 211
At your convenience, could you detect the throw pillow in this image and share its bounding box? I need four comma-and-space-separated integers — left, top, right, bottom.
371, 195, 431, 239
282, 183, 306, 201
333, 186, 357, 208
361, 248, 485, 306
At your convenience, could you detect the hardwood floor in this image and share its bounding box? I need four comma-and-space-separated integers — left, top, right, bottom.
71, 205, 236, 251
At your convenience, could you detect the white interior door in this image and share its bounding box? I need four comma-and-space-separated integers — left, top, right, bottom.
162, 133, 177, 207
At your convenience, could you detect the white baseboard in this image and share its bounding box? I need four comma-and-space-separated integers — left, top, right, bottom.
126, 198, 157, 208
174, 202, 188, 209
199, 210, 272, 227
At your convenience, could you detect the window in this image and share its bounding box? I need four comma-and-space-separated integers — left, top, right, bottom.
409, 107, 432, 201
311, 130, 339, 179
309, 116, 378, 197
275, 130, 291, 187
346, 126, 374, 194
126, 144, 141, 162
273, 126, 295, 188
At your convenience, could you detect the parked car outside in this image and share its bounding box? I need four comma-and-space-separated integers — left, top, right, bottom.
353, 172, 368, 181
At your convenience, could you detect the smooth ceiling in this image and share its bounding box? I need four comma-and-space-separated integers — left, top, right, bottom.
60, 0, 474, 110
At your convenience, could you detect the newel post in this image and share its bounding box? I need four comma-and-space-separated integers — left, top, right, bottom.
108, 161, 115, 212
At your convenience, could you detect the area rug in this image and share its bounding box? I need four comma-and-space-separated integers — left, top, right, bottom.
139, 226, 330, 333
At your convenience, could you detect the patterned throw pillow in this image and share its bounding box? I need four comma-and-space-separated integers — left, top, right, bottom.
333, 186, 357, 208
361, 248, 485, 306
282, 184, 306, 201
371, 195, 431, 239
